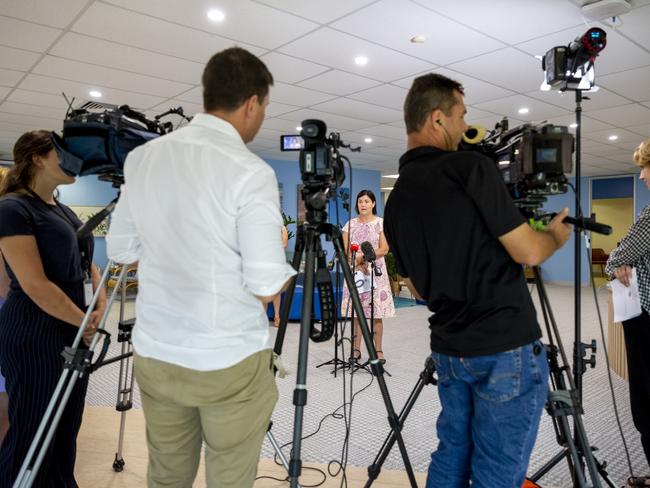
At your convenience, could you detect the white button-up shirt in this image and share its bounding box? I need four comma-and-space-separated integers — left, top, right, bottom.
106, 113, 296, 371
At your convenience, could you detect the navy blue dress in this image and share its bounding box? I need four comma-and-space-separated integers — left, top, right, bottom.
0, 194, 94, 488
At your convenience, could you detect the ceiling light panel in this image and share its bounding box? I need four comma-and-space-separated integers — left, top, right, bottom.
331, 0, 505, 65
279, 27, 436, 82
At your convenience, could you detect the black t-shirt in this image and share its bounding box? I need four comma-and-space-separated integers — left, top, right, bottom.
0, 194, 94, 309
384, 146, 541, 357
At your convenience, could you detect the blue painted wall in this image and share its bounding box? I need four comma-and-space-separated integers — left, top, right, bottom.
634, 173, 650, 216
57, 158, 381, 270
539, 177, 590, 284
592, 177, 633, 200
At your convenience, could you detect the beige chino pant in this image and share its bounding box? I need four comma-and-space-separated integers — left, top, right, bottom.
134, 349, 278, 488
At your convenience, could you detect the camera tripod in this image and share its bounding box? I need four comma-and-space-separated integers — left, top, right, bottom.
273, 207, 418, 488
528, 266, 615, 488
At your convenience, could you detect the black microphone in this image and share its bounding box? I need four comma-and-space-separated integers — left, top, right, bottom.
360, 241, 376, 262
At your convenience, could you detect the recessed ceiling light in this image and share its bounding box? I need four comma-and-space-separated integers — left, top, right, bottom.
608, 135, 619, 141
364, 137, 373, 143
207, 9, 225, 22
569, 123, 578, 129
518, 107, 529, 115
381, 187, 394, 191
410, 35, 426, 43
534, 54, 544, 60
296, 126, 302, 131
384, 174, 399, 178
354, 56, 368, 66
89, 90, 102, 98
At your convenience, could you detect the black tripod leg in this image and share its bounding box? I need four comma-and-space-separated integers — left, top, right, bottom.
365, 357, 435, 487
288, 228, 317, 488
332, 232, 418, 488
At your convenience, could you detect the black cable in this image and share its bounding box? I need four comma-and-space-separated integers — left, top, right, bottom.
567, 184, 635, 476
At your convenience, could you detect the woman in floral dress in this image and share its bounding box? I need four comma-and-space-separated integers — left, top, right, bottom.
341, 190, 395, 363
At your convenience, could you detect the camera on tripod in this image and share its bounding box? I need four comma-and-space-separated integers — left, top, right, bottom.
461, 119, 574, 211
281, 119, 357, 217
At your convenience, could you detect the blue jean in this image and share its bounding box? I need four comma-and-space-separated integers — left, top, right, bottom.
426, 341, 549, 488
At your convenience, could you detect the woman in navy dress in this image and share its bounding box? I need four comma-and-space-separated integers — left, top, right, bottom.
0, 130, 106, 487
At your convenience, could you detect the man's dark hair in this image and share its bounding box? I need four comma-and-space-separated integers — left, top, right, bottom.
202, 47, 274, 112
403, 73, 464, 134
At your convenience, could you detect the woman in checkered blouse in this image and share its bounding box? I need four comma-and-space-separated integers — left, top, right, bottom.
605, 138, 650, 481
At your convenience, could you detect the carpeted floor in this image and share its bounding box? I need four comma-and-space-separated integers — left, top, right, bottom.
85, 283, 647, 487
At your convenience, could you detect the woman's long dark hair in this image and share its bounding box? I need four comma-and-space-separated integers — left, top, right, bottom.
0, 130, 53, 197
355, 189, 377, 215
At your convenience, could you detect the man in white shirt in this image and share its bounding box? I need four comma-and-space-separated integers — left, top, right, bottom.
106, 47, 296, 488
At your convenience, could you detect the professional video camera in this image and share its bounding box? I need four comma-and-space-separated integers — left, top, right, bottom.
461, 118, 574, 210
281, 119, 358, 217
51, 100, 190, 186
542, 27, 607, 91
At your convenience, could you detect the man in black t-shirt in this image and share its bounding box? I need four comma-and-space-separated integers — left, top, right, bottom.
384, 73, 571, 488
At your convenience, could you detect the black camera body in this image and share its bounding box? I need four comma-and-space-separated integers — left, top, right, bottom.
282, 119, 347, 216
463, 120, 574, 210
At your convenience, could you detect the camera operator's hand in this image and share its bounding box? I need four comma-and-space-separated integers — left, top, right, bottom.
614, 265, 633, 287
546, 207, 572, 249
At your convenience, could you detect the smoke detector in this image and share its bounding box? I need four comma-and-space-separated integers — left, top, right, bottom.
581, 0, 631, 20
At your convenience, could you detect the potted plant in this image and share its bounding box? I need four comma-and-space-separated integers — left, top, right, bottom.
384, 251, 401, 296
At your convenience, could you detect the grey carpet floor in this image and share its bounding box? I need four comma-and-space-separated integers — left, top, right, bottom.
86, 284, 648, 487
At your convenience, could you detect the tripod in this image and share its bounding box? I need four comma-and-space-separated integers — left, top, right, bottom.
273, 207, 418, 488
365, 356, 436, 487
528, 266, 615, 488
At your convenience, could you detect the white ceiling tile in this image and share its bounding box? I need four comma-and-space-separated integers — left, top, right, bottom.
6, 88, 81, 109
71, 2, 264, 64
0, 68, 23, 88
50, 33, 204, 85
585, 128, 644, 144
616, 4, 650, 50
357, 124, 406, 143
150, 99, 204, 119
0, 87, 10, 100
516, 24, 650, 77
614, 140, 645, 151
252, 0, 377, 23
0, 111, 61, 130
279, 28, 436, 82
466, 106, 496, 121
0, 100, 65, 120
525, 87, 632, 111
545, 114, 614, 132
580, 139, 613, 153
262, 117, 305, 133
435, 69, 516, 105
417, 0, 583, 44
270, 83, 337, 107
448, 48, 543, 93
0, 15, 61, 52
347, 84, 407, 110
32, 56, 193, 99
588, 104, 650, 127
265, 101, 301, 118
0, 0, 89, 28
260, 52, 330, 84
310, 98, 403, 124
297, 70, 381, 96
626, 123, 650, 137
599, 66, 650, 102
176, 86, 203, 105
330, 0, 505, 65
19, 73, 166, 110
473, 94, 571, 123
104, 0, 317, 49
276, 109, 376, 131
0, 46, 40, 72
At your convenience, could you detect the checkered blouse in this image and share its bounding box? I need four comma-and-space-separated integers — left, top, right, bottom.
605, 204, 650, 314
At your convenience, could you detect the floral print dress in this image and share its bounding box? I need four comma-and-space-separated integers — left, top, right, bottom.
341, 217, 395, 319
